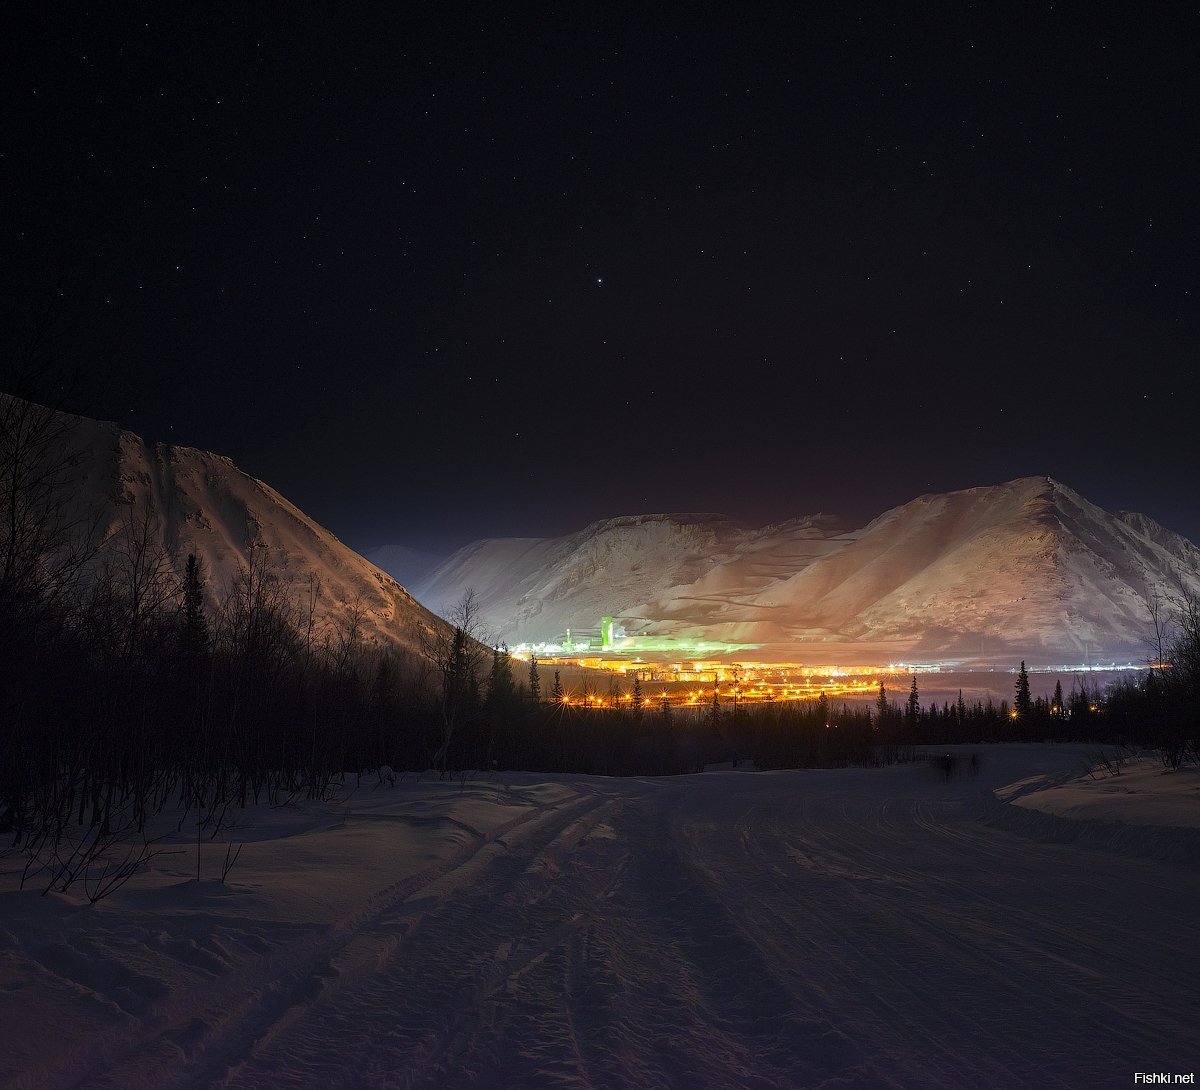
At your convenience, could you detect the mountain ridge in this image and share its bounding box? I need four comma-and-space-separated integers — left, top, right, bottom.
414, 476, 1200, 660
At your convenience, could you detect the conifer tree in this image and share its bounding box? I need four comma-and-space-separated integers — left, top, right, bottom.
528, 654, 541, 702
631, 674, 644, 714
1051, 679, 1064, 716
551, 669, 563, 703
906, 675, 920, 730
1015, 661, 1033, 718
876, 681, 888, 725
180, 552, 209, 663
956, 689, 967, 723
486, 645, 516, 710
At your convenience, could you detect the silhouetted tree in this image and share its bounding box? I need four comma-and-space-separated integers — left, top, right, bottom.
528, 654, 541, 702
180, 553, 209, 663
486, 645, 516, 710
419, 589, 488, 775
906, 675, 920, 734
1015, 661, 1033, 718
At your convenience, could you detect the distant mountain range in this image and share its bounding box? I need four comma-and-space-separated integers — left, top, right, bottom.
6, 394, 446, 654
413, 479, 1200, 662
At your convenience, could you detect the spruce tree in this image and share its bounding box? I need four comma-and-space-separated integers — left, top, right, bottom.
876, 681, 888, 725
180, 553, 209, 663
906, 675, 920, 731
551, 670, 564, 703
956, 689, 968, 723
528, 654, 541, 702
486, 645, 515, 710
1015, 661, 1033, 718
1051, 679, 1064, 716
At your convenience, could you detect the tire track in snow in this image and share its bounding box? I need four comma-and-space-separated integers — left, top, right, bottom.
34, 761, 1200, 1090
215, 791, 623, 1089
65, 785, 604, 1090
683, 782, 1199, 1088
816, 791, 1198, 1027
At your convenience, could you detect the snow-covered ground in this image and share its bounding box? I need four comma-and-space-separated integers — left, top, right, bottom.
1004, 754, 1200, 828
2, 746, 1197, 1088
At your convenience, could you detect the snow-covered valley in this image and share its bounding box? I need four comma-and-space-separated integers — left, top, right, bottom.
2, 746, 1196, 1089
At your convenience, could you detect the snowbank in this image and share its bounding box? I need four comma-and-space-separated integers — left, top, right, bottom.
985, 753, 1200, 864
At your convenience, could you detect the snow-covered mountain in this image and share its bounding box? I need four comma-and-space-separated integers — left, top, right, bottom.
415, 478, 1200, 660
8, 395, 446, 653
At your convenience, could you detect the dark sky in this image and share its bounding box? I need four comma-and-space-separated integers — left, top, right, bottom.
4, 5, 1198, 554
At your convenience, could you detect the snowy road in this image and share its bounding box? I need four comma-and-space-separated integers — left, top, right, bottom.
4, 748, 1198, 1089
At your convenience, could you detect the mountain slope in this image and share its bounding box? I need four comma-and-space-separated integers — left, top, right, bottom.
415, 513, 737, 640
9, 395, 446, 653
416, 478, 1200, 659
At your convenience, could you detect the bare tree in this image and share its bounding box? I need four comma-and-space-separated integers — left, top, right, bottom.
106, 498, 180, 659
328, 592, 369, 677
417, 588, 491, 776
0, 392, 105, 643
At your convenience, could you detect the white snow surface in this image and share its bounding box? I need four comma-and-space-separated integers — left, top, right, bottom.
8, 395, 446, 653
1004, 755, 1200, 828
2, 746, 1197, 1089
416, 478, 1200, 659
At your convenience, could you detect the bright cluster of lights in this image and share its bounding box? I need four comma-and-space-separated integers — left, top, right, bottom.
506, 617, 1150, 712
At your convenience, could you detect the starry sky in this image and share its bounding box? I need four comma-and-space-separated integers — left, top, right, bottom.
3, 5, 1198, 555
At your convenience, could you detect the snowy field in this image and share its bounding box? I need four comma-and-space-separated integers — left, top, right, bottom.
2, 746, 1197, 1089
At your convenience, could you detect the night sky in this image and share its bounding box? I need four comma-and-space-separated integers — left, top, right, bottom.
4, 5, 1198, 555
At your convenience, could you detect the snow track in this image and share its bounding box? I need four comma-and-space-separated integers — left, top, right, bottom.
3, 749, 1197, 1088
